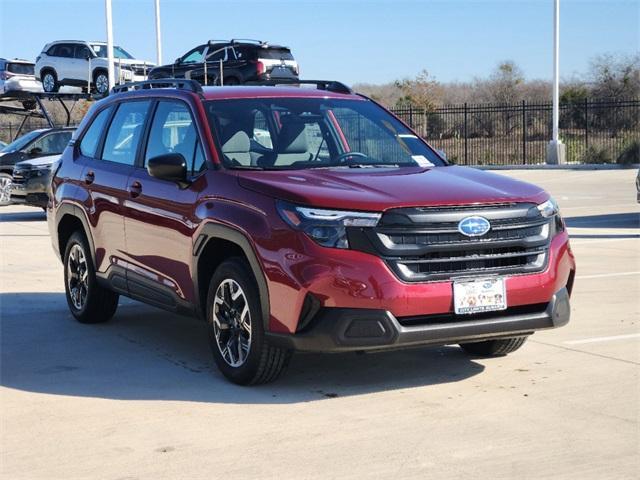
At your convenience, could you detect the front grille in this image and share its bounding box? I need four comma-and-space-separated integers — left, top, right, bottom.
350, 203, 553, 282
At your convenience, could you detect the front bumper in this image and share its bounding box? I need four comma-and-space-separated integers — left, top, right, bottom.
267, 287, 570, 352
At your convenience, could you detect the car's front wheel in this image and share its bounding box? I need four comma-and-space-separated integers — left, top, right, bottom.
63, 231, 119, 323
0, 173, 12, 206
206, 258, 291, 385
459, 336, 528, 356
41, 70, 59, 93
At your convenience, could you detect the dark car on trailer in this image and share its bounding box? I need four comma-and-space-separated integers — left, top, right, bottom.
148, 39, 299, 86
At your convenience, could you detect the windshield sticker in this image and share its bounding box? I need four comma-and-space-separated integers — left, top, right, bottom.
412, 155, 435, 167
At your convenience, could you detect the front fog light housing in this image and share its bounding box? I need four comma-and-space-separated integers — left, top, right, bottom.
277, 201, 381, 249
537, 198, 559, 218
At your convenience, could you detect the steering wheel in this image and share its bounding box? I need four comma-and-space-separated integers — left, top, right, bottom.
334, 152, 368, 164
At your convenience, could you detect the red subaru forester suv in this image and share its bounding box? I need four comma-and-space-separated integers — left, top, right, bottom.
48, 79, 575, 384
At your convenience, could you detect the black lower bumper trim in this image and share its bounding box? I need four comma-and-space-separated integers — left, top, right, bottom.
266, 287, 571, 353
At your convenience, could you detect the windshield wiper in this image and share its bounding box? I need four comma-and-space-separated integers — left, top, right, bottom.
227, 164, 264, 170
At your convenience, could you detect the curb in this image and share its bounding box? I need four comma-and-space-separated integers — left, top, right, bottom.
473, 164, 639, 171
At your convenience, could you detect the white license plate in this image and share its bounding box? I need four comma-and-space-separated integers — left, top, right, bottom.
453, 277, 507, 315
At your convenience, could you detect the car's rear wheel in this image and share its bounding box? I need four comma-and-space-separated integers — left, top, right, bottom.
41, 70, 59, 93
459, 336, 528, 356
63, 231, 119, 323
206, 258, 291, 385
94, 71, 109, 95
0, 173, 12, 206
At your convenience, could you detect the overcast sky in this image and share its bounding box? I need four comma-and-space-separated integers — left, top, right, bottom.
1, 0, 638, 84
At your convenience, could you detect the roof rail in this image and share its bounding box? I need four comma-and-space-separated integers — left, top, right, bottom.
111, 79, 203, 94
244, 79, 353, 95
230, 38, 267, 45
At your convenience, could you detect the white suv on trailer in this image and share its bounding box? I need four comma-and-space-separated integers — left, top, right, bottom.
35, 40, 154, 94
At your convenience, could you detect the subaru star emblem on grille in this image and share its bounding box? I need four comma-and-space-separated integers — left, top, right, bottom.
458, 216, 491, 237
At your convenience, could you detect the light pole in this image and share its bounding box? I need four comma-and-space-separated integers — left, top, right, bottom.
105, 0, 115, 91
546, 0, 565, 164
154, 0, 162, 65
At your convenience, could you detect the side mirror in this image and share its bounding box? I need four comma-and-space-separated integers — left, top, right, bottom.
174, 57, 181, 64
147, 153, 189, 186
437, 149, 448, 161
28, 147, 43, 157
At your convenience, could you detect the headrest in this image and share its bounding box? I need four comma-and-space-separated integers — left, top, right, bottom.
277, 123, 308, 154
221, 131, 250, 154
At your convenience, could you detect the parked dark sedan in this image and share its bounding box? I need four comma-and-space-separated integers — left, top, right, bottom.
10, 154, 59, 209
0, 127, 74, 205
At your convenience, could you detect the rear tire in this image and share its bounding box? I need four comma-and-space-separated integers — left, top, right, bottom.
93, 70, 109, 95
63, 231, 119, 323
206, 258, 291, 385
459, 336, 528, 356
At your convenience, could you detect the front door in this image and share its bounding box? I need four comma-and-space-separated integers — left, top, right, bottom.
123, 99, 207, 308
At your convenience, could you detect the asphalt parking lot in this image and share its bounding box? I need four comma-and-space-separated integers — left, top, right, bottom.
1, 169, 638, 480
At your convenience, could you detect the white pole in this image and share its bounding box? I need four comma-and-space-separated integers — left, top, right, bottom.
154, 0, 162, 65
105, 0, 115, 91
552, 0, 560, 143
546, 0, 565, 164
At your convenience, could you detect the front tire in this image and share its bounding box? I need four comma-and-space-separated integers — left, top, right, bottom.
63, 231, 119, 323
459, 336, 528, 356
206, 258, 291, 385
41, 70, 59, 93
0, 173, 12, 206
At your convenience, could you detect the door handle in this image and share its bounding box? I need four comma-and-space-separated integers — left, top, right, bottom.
84, 171, 95, 185
128, 181, 142, 198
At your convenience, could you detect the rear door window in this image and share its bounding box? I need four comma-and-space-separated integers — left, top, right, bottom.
102, 101, 151, 165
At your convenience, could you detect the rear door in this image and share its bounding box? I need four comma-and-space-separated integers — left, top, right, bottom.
123, 99, 206, 308
75, 100, 152, 275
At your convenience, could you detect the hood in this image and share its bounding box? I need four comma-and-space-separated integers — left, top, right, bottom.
14, 154, 60, 168
237, 166, 548, 211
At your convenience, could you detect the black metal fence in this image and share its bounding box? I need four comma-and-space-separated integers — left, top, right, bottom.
392, 99, 640, 165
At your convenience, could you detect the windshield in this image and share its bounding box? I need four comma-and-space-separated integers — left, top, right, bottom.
0, 130, 42, 153
90, 44, 134, 59
205, 98, 445, 170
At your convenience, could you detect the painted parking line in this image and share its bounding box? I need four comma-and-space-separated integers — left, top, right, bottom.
576, 271, 640, 280
564, 333, 640, 345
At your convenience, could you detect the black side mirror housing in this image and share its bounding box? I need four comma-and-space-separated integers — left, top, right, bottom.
174, 57, 181, 64
28, 147, 43, 157
147, 153, 189, 187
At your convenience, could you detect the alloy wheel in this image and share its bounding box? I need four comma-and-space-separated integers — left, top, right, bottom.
212, 279, 252, 367
67, 244, 89, 310
95, 74, 109, 94
43, 73, 55, 92
0, 175, 11, 205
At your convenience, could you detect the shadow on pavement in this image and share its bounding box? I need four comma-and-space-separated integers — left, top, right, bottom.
0, 292, 485, 404
0, 210, 46, 222
565, 212, 640, 229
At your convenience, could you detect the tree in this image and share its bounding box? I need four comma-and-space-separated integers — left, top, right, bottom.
589, 53, 640, 99
394, 70, 442, 136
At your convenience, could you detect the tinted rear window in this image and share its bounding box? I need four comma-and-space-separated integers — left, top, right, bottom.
257, 48, 294, 60
7, 63, 34, 75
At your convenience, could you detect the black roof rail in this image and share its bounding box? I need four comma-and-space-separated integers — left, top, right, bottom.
111, 79, 203, 94
244, 79, 353, 95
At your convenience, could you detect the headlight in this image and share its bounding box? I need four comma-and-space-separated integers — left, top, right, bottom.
32, 165, 52, 177
537, 198, 559, 218
277, 201, 381, 249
